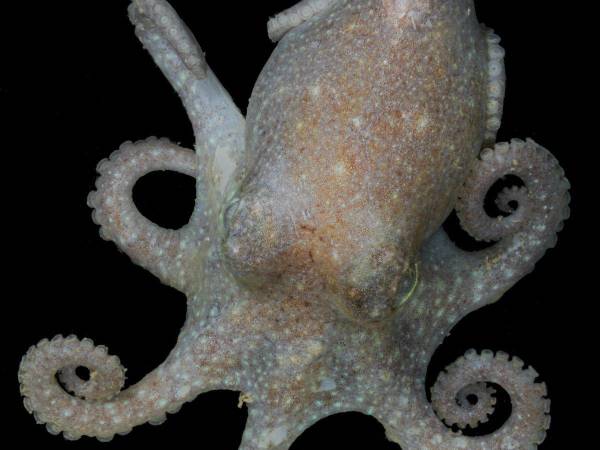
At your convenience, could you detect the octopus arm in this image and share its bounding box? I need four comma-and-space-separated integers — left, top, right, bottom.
400, 136, 569, 393
376, 349, 550, 449
232, 337, 329, 449
87, 138, 207, 294
18, 330, 241, 442
381, 138, 568, 448
239, 399, 318, 450
267, 0, 340, 42
420, 138, 570, 319
459, 138, 570, 305
129, 0, 247, 197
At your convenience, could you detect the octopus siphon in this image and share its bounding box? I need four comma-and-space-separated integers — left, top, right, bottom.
18, 1, 570, 448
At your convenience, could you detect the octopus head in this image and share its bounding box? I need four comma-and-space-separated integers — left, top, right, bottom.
219, 0, 481, 323
221, 158, 424, 324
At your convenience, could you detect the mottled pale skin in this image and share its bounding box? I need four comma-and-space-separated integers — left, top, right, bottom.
19, 1, 569, 449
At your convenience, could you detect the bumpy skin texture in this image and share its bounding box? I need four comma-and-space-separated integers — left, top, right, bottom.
19, 1, 569, 448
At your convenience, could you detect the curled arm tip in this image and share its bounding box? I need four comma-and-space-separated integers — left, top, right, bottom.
87, 137, 204, 293
430, 349, 550, 448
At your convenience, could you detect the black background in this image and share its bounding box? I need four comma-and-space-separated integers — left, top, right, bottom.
2, 1, 589, 449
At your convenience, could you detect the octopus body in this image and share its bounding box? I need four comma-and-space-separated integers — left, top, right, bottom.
19, 1, 570, 449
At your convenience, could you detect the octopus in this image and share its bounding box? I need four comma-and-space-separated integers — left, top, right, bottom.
18, 1, 570, 449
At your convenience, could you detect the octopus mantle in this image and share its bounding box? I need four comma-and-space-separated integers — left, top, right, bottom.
19, 1, 569, 449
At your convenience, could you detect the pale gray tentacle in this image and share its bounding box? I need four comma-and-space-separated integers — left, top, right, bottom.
454, 138, 570, 302
415, 138, 570, 329
433, 380, 496, 429
267, 0, 340, 42
129, 0, 247, 198
19, 332, 240, 442
87, 138, 205, 294
377, 350, 549, 449
386, 138, 567, 447
482, 28, 506, 145
431, 350, 549, 439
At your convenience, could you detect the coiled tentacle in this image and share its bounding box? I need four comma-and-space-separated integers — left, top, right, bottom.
377, 350, 549, 449
404, 138, 569, 371
455, 139, 569, 243
418, 138, 570, 315
495, 185, 526, 215
54, 338, 125, 402
395, 138, 568, 447
433, 378, 496, 429
87, 137, 204, 293
19, 336, 180, 441
455, 138, 570, 305
457, 138, 570, 244
19, 326, 243, 442
129, 0, 247, 197
429, 349, 550, 448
